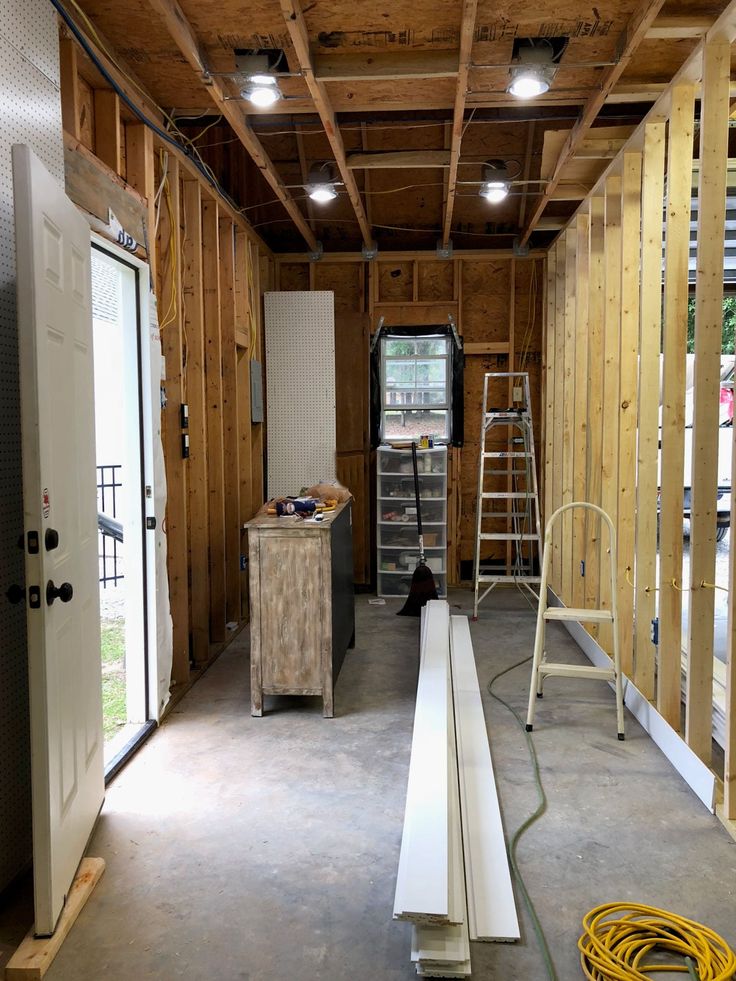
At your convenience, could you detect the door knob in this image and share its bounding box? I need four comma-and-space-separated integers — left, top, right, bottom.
46, 580, 73, 605
45, 528, 59, 551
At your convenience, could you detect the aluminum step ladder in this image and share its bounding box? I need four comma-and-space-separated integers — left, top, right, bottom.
525, 502, 625, 740
472, 371, 542, 618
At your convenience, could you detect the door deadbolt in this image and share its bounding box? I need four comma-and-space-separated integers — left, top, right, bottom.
46, 580, 73, 605
6, 584, 25, 604
45, 528, 59, 551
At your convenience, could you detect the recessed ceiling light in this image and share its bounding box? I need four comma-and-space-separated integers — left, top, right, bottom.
248, 73, 278, 87
306, 163, 338, 203
507, 64, 553, 99
307, 183, 338, 203
479, 180, 510, 204
478, 160, 514, 204
242, 81, 282, 108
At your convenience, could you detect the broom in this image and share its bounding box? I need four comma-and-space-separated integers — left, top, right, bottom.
397, 442, 439, 616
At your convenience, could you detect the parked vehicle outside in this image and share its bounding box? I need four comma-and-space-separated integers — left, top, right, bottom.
682, 360, 733, 540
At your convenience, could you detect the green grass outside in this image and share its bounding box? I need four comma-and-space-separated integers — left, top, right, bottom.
101, 620, 126, 740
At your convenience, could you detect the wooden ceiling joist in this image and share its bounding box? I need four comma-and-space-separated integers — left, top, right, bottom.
314, 51, 459, 82
645, 14, 715, 38
280, 0, 373, 249
146, 0, 318, 252
519, 0, 668, 246
441, 0, 479, 249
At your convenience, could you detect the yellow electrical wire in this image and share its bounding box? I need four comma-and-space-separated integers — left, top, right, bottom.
579, 902, 736, 981
624, 567, 659, 593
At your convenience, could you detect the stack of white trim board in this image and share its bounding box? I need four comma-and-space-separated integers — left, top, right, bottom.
393, 600, 519, 977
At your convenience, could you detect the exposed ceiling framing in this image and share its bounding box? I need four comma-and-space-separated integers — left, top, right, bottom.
279, 0, 373, 249
66, 0, 736, 253
146, 0, 317, 251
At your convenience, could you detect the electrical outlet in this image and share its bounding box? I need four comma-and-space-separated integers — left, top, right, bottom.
182, 433, 190, 459
180, 403, 189, 429
513, 386, 522, 402
650, 617, 659, 646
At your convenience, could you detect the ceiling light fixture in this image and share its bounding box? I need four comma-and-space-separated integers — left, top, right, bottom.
479, 160, 513, 204
242, 78, 282, 108
507, 38, 558, 99
306, 163, 338, 203
480, 179, 510, 203
248, 72, 279, 87
507, 63, 553, 99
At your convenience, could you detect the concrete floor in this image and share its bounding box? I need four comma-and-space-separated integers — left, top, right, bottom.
3, 587, 736, 980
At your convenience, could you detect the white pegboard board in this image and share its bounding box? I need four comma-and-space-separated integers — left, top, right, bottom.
0, 1, 64, 892
264, 291, 336, 498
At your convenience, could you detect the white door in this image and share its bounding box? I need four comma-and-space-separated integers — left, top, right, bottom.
13, 144, 104, 937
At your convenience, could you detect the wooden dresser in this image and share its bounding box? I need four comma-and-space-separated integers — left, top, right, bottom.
245, 501, 355, 717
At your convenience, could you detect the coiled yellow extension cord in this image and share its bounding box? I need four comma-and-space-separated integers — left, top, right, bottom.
579, 903, 736, 980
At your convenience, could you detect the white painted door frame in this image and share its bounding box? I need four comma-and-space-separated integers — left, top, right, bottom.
91, 234, 162, 726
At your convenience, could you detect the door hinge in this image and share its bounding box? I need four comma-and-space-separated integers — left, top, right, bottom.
146, 516, 156, 530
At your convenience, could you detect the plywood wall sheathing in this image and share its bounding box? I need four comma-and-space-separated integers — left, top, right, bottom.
93, 89, 122, 174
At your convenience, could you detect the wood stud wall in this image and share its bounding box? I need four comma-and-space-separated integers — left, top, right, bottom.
546, 35, 736, 825
60, 36, 267, 688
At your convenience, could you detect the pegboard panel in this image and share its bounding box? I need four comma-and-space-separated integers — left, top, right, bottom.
264, 292, 336, 498
0, 2, 64, 892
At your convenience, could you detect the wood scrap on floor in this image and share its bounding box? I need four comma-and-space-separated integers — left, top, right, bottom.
5, 858, 105, 981
394, 600, 519, 976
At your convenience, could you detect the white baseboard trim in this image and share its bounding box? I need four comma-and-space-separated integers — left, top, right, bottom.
547, 589, 716, 813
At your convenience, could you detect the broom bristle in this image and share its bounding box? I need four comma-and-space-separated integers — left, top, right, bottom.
397, 562, 439, 617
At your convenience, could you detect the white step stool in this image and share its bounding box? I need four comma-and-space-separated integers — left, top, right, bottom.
526, 502, 625, 740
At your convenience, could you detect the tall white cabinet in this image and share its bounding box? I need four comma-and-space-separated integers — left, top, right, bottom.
376, 445, 448, 598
